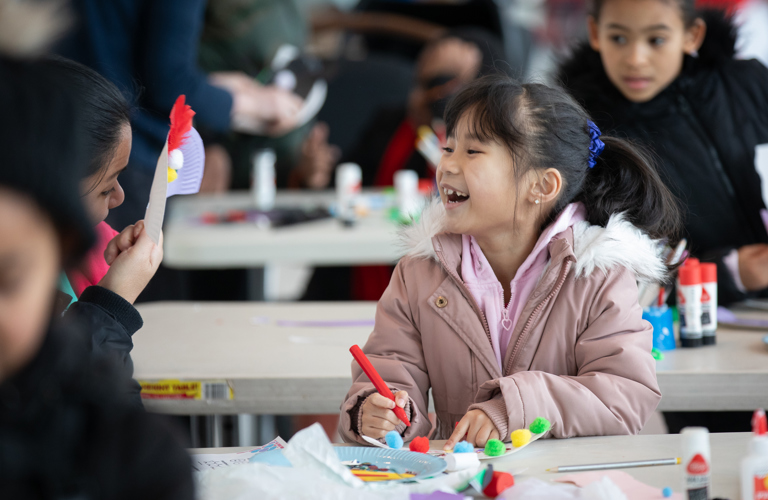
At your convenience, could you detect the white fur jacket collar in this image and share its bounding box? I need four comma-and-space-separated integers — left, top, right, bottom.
399, 198, 668, 284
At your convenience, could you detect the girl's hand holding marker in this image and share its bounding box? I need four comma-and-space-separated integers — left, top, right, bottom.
360, 391, 410, 439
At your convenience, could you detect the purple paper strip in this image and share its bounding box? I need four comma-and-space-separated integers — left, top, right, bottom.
276, 319, 375, 328
167, 127, 205, 198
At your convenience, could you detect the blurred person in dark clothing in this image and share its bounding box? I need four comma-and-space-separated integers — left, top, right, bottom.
0, 57, 194, 500
58, 0, 303, 229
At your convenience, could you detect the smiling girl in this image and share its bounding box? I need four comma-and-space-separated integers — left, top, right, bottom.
339, 75, 682, 448
559, 3, 768, 310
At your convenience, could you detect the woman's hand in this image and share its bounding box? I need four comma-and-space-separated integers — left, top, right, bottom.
360, 390, 408, 439
444, 409, 500, 451
291, 122, 340, 189
99, 221, 163, 304
738, 244, 768, 291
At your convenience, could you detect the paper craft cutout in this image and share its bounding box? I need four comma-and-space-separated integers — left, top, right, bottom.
556, 470, 683, 500
167, 127, 204, 197
429, 422, 552, 460
144, 141, 169, 244
143, 95, 205, 244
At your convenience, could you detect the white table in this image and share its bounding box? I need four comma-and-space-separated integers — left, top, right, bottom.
190, 433, 751, 499
163, 191, 403, 268
133, 302, 768, 416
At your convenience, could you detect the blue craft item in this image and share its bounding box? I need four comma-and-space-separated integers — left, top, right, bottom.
642, 306, 676, 351
454, 441, 474, 453
385, 430, 404, 449
662, 486, 673, 498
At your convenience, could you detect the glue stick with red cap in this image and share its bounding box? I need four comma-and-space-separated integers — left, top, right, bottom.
700, 263, 717, 345
678, 263, 703, 348
741, 409, 768, 500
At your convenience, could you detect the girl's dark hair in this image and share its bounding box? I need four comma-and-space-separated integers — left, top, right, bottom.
38, 57, 131, 189
444, 75, 682, 251
590, 0, 698, 27
0, 57, 94, 264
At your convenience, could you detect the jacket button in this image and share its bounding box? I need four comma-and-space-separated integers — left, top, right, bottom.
435, 296, 448, 308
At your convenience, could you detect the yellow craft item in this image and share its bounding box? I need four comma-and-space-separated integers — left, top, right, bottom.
510, 428, 532, 448
167, 167, 178, 183
350, 470, 415, 482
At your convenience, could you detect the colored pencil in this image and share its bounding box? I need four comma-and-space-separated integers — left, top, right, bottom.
547, 457, 681, 473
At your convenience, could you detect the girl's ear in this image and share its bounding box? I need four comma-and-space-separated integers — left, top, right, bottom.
684, 18, 706, 56
587, 16, 601, 52
531, 168, 563, 205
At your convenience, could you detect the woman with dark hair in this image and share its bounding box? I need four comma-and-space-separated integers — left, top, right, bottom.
0, 56, 193, 500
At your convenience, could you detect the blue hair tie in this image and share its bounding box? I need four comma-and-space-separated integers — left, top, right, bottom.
587, 121, 605, 169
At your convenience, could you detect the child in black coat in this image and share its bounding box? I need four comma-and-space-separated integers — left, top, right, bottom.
559, 3, 768, 308
558, 1, 767, 433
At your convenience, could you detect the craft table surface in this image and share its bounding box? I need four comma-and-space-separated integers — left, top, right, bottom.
190, 433, 751, 498
163, 190, 402, 268
133, 302, 768, 415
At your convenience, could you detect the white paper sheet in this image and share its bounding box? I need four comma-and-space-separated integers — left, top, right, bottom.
190, 437, 288, 472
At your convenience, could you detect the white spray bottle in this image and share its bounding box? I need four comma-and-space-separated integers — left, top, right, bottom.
741, 408, 768, 500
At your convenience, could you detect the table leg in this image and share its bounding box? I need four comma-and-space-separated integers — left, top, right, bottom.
246, 268, 265, 301
258, 415, 277, 444
206, 415, 225, 447
190, 415, 202, 448
237, 414, 258, 446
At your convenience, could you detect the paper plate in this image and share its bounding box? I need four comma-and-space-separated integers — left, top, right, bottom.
335, 447, 446, 482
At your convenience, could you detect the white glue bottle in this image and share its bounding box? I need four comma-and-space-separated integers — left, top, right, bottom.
678, 263, 703, 348
252, 149, 276, 211
741, 409, 768, 500
682, 427, 711, 500
394, 169, 420, 218
700, 263, 718, 345
335, 163, 362, 226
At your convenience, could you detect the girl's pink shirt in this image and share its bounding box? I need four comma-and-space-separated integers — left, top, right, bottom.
461, 203, 586, 369
68, 221, 119, 297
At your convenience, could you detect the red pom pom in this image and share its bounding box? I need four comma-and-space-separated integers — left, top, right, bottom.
168, 95, 195, 152
482, 471, 515, 498
409, 436, 430, 453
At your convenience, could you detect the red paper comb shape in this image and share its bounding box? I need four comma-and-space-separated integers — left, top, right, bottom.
168, 95, 195, 151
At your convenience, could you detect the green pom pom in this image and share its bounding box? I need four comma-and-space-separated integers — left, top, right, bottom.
483, 439, 506, 457
529, 417, 551, 434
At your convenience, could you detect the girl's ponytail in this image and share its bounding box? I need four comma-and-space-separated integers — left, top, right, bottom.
577, 136, 683, 242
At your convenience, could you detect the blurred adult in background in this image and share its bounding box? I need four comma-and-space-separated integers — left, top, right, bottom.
303, 28, 507, 302
198, 0, 341, 190
58, 0, 303, 230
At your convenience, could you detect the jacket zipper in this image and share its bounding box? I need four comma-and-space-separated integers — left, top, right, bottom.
675, 93, 736, 198
503, 258, 573, 376
500, 286, 512, 329
436, 247, 574, 376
